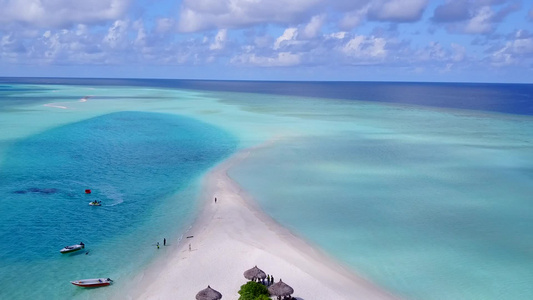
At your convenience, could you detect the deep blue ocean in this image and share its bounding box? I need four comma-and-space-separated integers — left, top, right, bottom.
2, 77, 533, 115
0, 78, 532, 300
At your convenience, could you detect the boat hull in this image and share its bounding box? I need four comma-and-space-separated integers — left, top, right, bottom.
71, 278, 112, 287
60, 244, 84, 253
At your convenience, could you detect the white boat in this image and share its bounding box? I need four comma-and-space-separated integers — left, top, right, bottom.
89, 201, 101, 206
71, 278, 112, 287
60, 243, 85, 253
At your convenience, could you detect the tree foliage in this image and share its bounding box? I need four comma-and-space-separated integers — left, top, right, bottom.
238, 281, 270, 300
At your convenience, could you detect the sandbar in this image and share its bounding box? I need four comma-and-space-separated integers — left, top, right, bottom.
117, 147, 397, 299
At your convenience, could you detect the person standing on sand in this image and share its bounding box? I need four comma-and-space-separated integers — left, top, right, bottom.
164, 238, 166, 246
215, 197, 217, 203
189, 243, 191, 251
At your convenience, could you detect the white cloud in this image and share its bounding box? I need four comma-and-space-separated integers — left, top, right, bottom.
368, 0, 428, 22
133, 21, 147, 48
511, 37, 533, 54
302, 15, 325, 39
491, 47, 514, 66
491, 30, 533, 66
103, 20, 129, 50
32, 28, 100, 64
0, 0, 130, 28
327, 32, 348, 40
464, 6, 494, 34
176, 0, 430, 33
41, 31, 62, 61
274, 28, 299, 50
339, 9, 367, 30
75, 24, 89, 37
1, 33, 21, 52
417, 42, 447, 61
177, 0, 322, 32
232, 51, 301, 67
343, 36, 364, 53
0, 0, 530, 80
209, 29, 227, 50
433, 1, 521, 35
342, 35, 387, 59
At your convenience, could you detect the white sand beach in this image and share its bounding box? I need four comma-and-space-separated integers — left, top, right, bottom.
118, 147, 397, 300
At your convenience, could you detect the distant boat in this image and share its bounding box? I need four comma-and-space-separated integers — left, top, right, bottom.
60, 243, 85, 254
89, 201, 101, 206
71, 278, 112, 287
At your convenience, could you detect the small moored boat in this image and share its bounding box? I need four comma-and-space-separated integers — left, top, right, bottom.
60, 242, 85, 253
71, 278, 113, 287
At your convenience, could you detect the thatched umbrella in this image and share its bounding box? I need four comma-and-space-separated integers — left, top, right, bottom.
243, 265, 267, 281
196, 285, 222, 300
268, 279, 294, 299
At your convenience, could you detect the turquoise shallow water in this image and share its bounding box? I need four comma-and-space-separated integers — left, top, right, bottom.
225, 95, 533, 299
0, 80, 532, 299
0, 91, 237, 299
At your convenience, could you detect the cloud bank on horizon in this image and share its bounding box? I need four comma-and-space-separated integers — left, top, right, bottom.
0, 0, 532, 82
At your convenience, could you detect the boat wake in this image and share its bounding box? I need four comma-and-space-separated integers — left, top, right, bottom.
105, 199, 124, 207
43, 103, 68, 109
43, 95, 92, 109
79, 96, 92, 102
100, 185, 124, 206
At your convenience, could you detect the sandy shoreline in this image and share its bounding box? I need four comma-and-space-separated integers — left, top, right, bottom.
117, 147, 397, 299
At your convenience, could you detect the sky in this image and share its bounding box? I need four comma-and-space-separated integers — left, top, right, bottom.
0, 0, 532, 83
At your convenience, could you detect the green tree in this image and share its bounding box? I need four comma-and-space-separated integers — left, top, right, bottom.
238, 281, 270, 300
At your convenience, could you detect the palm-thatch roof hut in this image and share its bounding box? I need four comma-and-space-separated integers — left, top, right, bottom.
196, 285, 222, 300
243, 265, 267, 281
268, 279, 294, 299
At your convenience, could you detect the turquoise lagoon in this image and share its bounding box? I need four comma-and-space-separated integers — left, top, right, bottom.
0, 80, 532, 299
